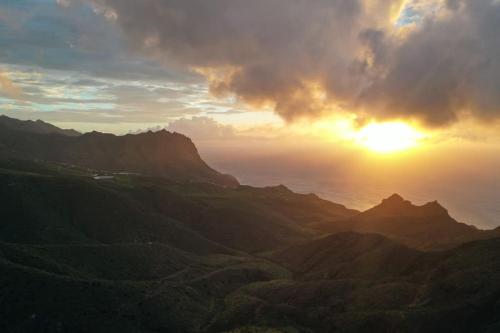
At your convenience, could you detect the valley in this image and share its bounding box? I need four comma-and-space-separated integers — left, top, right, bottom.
1, 116, 499, 332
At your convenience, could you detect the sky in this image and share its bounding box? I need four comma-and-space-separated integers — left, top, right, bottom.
1, 0, 500, 228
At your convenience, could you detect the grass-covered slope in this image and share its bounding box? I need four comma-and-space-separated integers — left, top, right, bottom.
0, 159, 358, 253
0, 243, 293, 332
0, 165, 231, 255
211, 235, 500, 333
269, 232, 426, 280
0, 158, 301, 331
1, 159, 500, 332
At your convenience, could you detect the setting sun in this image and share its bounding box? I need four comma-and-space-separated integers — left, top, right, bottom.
356, 122, 424, 153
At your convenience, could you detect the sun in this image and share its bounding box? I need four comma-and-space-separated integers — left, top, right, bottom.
355, 122, 424, 153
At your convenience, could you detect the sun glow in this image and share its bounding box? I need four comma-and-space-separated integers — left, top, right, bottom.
355, 122, 424, 153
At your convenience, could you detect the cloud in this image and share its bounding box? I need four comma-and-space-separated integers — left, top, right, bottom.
0, 0, 195, 83
0, 71, 22, 98
166, 116, 236, 140
0, 64, 208, 127
362, 0, 500, 126
75, 0, 500, 127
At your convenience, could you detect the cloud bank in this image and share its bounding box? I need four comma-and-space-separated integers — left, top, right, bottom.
70, 0, 500, 127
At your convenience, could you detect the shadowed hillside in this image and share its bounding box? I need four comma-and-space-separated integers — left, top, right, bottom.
0, 115, 238, 187
0, 115, 80, 137
0, 159, 357, 253
319, 194, 500, 250
210, 235, 500, 333
269, 232, 427, 280
1, 118, 500, 332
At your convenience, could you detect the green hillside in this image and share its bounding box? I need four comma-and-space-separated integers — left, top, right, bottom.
211, 237, 500, 332
1, 119, 500, 332
1, 160, 499, 332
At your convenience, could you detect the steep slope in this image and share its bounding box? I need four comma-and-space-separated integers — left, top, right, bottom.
0, 248, 291, 333
0, 159, 357, 253
2, 159, 500, 332
2, 116, 500, 332
0, 115, 80, 136
235, 185, 359, 230
269, 232, 426, 280
211, 234, 500, 333
0, 160, 299, 332
167, 185, 359, 252
0, 161, 232, 255
328, 194, 492, 250
0, 242, 200, 281
0, 116, 238, 187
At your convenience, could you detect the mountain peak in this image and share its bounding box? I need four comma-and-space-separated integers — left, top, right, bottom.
360, 194, 453, 222
421, 200, 449, 216
378, 193, 412, 210
382, 193, 405, 203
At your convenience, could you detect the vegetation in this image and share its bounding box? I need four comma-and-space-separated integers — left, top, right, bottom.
1, 117, 499, 332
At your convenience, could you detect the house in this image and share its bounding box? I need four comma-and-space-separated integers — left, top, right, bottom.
92, 175, 114, 180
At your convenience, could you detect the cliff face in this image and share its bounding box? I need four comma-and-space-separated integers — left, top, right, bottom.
0, 116, 238, 187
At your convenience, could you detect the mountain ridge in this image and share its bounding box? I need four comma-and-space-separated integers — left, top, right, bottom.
361, 193, 452, 219
0, 115, 238, 187
1, 116, 497, 249
316, 193, 497, 250
1, 115, 500, 332
0, 115, 80, 137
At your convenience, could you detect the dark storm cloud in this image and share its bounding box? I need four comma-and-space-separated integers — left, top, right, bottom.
79, 0, 500, 126
80, 0, 373, 120
363, 0, 500, 126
